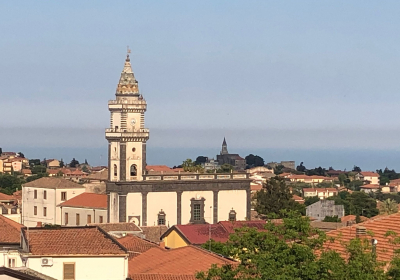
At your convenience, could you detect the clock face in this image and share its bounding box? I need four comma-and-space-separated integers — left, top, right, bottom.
130, 118, 136, 126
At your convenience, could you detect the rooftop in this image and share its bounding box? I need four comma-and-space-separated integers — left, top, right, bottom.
0, 215, 22, 244
23, 177, 85, 189
93, 222, 141, 233
128, 245, 235, 276
360, 171, 379, 177
359, 184, 380, 189
0, 192, 16, 201
117, 234, 159, 259
324, 212, 400, 262
58, 193, 107, 209
22, 226, 127, 256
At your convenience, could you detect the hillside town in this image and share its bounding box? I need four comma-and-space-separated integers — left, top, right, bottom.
2, 51, 400, 280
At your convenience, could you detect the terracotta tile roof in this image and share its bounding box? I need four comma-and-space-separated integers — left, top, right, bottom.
94, 222, 141, 232
250, 183, 263, 191
323, 213, 400, 262
310, 221, 346, 232
85, 169, 108, 181
23, 177, 85, 189
58, 193, 107, 209
22, 169, 32, 175
360, 171, 379, 177
13, 190, 22, 201
22, 226, 127, 256
292, 194, 305, 203
146, 165, 172, 172
290, 175, 333, 181
118, 234, 159, 258
128, 245, 236, 276
130, 274, 196, 280
0, 215, 22, 244
166, 221, 267, 245
360, 184, 380, 189
140, 226, 168, 243
46, 169, 60, 175
340, 215, 369, 223
0, 192, 16, 201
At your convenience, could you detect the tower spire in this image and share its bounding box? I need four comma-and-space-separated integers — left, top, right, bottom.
221, 137, 228, 155
116, 48, 139, 95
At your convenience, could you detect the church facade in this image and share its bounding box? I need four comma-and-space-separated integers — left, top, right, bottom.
106, 53, 251, 226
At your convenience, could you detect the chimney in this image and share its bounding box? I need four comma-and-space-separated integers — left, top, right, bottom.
36, 222, 43, 227
356, 226, 367, 237
159, 241, 165, 249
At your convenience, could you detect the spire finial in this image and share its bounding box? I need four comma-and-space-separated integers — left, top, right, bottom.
126, 46, 131, 61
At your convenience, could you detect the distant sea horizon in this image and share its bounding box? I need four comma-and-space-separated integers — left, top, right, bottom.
5, 146, 400, 172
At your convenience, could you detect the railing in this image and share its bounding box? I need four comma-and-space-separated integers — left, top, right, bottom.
106, 128, 149, 133
143, 173, 249, 181
108, 99, 147, 105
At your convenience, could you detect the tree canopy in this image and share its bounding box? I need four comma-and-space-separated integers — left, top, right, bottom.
195, 156, 208, 165
69, 158, 79, 168
296, 162, 306, 172
254, 176, 305, 217
327, 191, 378, 217
197, 210, 398, 280
245, 154, 264, 167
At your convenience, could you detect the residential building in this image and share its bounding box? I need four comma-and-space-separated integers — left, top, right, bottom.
81, 169, 108, 194
20, 226, 129, 280
42, 159, 60, 169
161, 220, 267, 248
58, 193, 107, 226
128, 245, 236, 280
355, 171, 380, 185
290, 175, 334, 185
106, 53, 252, 226
22, 177, 85, 227
216, 138, 246, 170
324, 213, 400, 263
145, 165, 174, 174
302, 188, 338, 199
21, 169, 32, 177
0, 267, 56, 280
306, 200, 345, 221
266, 161, 295, 170
0, 215, 23, 269
360, 184, 380, 193
203, 158, 219, 171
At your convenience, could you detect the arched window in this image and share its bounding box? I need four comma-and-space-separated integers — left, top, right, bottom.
158, 210, 166, 225
113, 164, 117, 176
130, 164, 137, 176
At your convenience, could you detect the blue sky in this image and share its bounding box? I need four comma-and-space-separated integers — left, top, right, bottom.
2, 1, 400, 169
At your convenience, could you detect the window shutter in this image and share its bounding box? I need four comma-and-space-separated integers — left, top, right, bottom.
63, 263, 75, 280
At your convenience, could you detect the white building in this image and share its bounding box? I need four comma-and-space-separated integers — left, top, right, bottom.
58, 193, 107, 226
20, 226, 128, 280
22, 178, 85, 227
105, 53, 251, 226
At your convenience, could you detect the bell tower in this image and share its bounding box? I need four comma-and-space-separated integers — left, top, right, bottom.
106, 51, 149, 182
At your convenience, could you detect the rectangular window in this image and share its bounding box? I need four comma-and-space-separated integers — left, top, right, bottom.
99, 216, 103, 223
193, 204, 201, 221
61, 192, 67, 201
65, 213, 68, 225
8, 258, 16, 268
76, 214, 80, 226
43, 207, 47, 217
43, 190, 47, 199
34, 190, 37, 199
87, 214, 91, 224
63, 263, 75, 280
34, 206, 37, 216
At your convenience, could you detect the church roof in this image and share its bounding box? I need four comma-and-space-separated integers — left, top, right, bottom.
222, 137, 227, 146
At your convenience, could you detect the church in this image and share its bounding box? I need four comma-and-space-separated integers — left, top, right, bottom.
106, 52, 251, 226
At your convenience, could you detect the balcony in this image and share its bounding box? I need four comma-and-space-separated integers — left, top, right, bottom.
105, 128, 149, 139
108, 100, 147, 105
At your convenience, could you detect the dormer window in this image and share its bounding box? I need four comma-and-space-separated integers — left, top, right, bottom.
190, 197, 205, 224
229, 209, 237, 221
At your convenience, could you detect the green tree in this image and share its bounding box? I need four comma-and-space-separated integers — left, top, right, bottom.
255, 176, 305, 218
245, 154, 264, 167
296, 161, 306, 172
195, 156, 208, 165
59, 159, 65, 168
31, 165, 46, 175
347, 191, 379, 217
0, 174, 25, 194
379, 198, 398, 215
81, 165, 89, 173
182, 159, 204, 173
338, 173, 348, 186
217, 164, 233, 173
197, 211, 391, 280
305, 196, 320, 206
69, 158, 79, 168
323, 215, 341, 222
353, 165, 362, 172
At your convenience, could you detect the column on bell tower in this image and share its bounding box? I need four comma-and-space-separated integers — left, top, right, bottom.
105, 52, 150, 182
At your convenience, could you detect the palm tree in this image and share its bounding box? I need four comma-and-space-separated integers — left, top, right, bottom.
379, 198, 399, 215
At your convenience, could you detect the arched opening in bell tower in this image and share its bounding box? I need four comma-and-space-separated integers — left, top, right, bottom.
130, 164, 137, 176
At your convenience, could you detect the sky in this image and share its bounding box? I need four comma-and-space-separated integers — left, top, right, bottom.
2, 1, 400, 170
